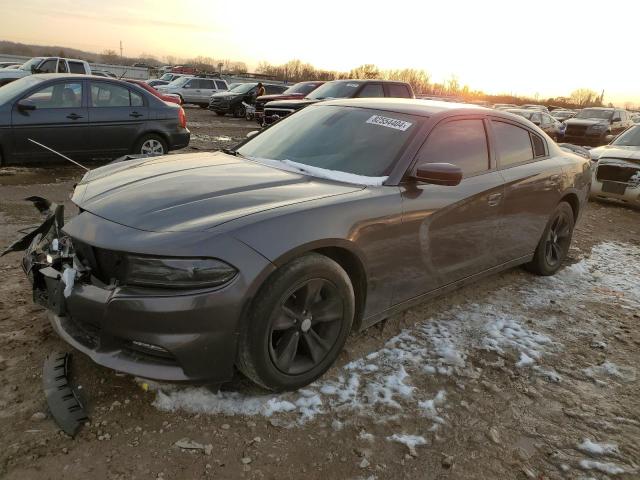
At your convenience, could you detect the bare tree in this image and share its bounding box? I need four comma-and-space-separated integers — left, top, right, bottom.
569, 88, 599, 106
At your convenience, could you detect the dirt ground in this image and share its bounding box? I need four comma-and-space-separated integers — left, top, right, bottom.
0, 108, 639, 480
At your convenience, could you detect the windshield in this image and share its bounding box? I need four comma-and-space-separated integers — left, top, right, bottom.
0, 76, 42, 105
307, 81, 361, 100
284, 82, 321, 96
612, 126, 640, 146
20, 58, 43, 72
228, 83, 256, 94
167, 76, 190, 87
159, 73, 177, 81
576, 109, 613, 120
551, 111, 572, 118
237, 105, 420, 178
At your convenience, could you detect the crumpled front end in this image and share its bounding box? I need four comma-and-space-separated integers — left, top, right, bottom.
590, 158, 640, 208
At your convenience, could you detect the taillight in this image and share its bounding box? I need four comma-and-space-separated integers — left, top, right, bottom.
178, 107, 187, 129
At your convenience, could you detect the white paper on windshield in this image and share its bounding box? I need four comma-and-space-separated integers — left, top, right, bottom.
346, 83, 360, 88
366, 115, 413, 131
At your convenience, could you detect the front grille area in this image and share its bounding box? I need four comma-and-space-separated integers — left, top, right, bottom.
596, 164, 640, 183
255, 100, 266, 112
209, 99, 230, 109
71, 238, 126, 284
264, 108, 295, 124
566, 125, 588, 136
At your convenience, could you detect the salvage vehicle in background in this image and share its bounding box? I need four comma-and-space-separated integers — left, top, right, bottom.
7, 98, 590, 391
0, 57, 92, 86
563, 107, 634, 146
521, 104, 549, 113
254, 81, 324, 124
146, 73, 189, 88
262, 79, 414, 125
157, 76, 229, 107
0, 74, 189, 165
208, 82, 288, 117
0, 62, 21, 69
492, 103, 518, 110
590, 125, 640, 207
92, 70, 117, 78
550, 109, 576, 121
506, 109, 565, 140
124, 79, 183, 105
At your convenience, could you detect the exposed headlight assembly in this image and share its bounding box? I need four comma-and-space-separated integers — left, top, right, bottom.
125, 256, 237, 289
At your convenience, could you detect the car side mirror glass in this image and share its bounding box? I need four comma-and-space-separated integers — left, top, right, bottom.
17, 99, 36, 111
413, 162, 463, 186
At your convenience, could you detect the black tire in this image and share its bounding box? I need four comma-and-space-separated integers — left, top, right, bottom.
215, 111, 226, 116
133, 134, 168, 156
233, 104, 246, 118
525, 202, 575, 276
237, 253, 355, 391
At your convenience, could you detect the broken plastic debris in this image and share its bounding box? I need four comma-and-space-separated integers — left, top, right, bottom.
61, 268, 76, 298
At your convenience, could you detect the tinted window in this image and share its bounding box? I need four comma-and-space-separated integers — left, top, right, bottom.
57, 61, 68, 73
417, 119, 489, 176
131, 90, 144, 107
201, 80, 215, 89
237, 105, 420, 177
24, 82, 82, 108
67, 62, 84, 74
307, 81, 361, 100
38, 59, 57, 73
265, 85, 286, 94
215, 80, 227, 89
90, 83, 131, 107
531, 133, 545, 157
493, 121, 534, 167
183, 79, 197, 89
387, 84, 411, 98
358, 84, 384, 98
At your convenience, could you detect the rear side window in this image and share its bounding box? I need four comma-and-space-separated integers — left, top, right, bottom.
387, 84, 411, 98
68, 61, 85, 74
57, 61, 68, 73
492, 121, 534, 167
215, 80, 227, 89
201, 80, 215, 89
91, 83, 135, 107
417, 119, 489, 177
531, 133, 546, 157
131, 90, 144, 107
358, 84, 384, 98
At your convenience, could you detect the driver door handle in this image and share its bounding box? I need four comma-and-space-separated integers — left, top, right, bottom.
487, 192, 503, 207
129, 112, 143, 118
66, 113, 83, 120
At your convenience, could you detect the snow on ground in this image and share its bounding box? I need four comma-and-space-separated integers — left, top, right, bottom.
577, 438, 619, 456
578, 459, 626, 475
151, 242, 640, 429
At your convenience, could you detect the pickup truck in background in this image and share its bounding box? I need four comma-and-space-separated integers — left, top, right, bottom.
0, 57, 92, 86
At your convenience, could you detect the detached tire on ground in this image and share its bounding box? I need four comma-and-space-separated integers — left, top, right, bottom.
134, 134, 168, 156
526, 201, 575, 276
237, 253, 355, 391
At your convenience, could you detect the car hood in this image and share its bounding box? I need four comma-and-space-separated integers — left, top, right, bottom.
71, 152, 362, 233
265, 98, 319, 109
591, 145, 640, 161
210, 91, 244, 99
256, 93, 303, 103
0, 69, 29, 79
565, 117, 610, 126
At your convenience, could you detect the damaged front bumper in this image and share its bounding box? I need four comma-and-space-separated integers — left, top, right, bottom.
4, 201, 266, 384
590, 158, 640, 208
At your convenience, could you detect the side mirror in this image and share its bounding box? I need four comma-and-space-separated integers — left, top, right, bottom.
413, 163, 463, 186
246, 130, 259, 139
17, 99, 36, 111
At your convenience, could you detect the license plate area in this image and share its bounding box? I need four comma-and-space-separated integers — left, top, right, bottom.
601, 182, 627, 195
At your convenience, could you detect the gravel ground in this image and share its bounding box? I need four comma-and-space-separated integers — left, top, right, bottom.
0, 108, 638, 479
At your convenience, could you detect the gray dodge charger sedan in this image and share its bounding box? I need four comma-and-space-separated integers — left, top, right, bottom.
8, 98, 591, 391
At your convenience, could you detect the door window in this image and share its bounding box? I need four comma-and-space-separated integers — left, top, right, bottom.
38, 59, 58, 73
265, 85, 285, 94
68, 61, 85, 74
90, 83, 134, 107
57, 61, 68, 73
358, 84, 384, 97
492, 121, 534, 167
531, 133, 546, 157
201, 80, 215, 89
416, 119, 489, 176
215, 80, 227, 90
131, 90, 144, 107
23, 82, 83, 108
387, 83, 411, 98
182, 79, 197, 89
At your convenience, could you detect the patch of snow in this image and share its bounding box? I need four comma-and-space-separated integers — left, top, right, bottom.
358, 430, 375, 442
579, 459, 625, 475
214, 136, 232, 142
386, 434, 427, 450
578, 438, 619, 456
583, 361, 636, 383
516, 352, 535, 368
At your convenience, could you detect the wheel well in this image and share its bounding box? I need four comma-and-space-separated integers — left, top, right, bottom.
313, 247, 367, 331
560, 193, 580, 220
135, 131, 169, 150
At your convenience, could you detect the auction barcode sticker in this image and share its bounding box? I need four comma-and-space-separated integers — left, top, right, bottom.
366, 115, 413, 131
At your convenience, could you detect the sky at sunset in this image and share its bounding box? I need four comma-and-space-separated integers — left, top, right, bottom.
0, 0, 638, 104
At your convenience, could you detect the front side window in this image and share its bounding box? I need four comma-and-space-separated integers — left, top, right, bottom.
492, 121, 534, 167
90, 83, 133, 107
387, 84, 411, 98
215, 80, 227, 90
416, 119, 489, 177
358, 84, 384, 98
237, 105, 420, 177
265, 85, 286, 94
23, 82, 82, 108
38, 59, 57, 73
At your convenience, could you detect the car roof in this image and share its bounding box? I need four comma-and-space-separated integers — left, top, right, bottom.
317, 97, 490, 117
327, 79, 410, 85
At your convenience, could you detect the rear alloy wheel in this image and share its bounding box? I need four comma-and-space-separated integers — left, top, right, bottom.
237, 254, 354, 391
233, 104, 246, 118
526, 202, 575, 276
135, 134, 167, 156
